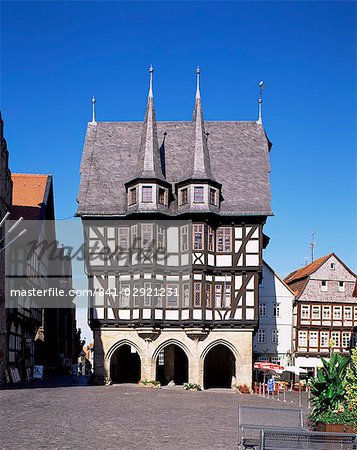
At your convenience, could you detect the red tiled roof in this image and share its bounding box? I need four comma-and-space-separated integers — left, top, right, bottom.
284, 253, 333, 284
11, 174, 50, 220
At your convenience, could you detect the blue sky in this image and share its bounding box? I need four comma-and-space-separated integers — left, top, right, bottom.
2, 1, 356, 277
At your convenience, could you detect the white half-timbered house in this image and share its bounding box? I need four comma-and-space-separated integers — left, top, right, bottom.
77, 68, 272, 388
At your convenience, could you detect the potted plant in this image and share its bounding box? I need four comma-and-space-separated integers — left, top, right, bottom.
308, 352, 356, 432
236, 383, 252, 394
138, 378, 161, 388
183, 382, 202, 391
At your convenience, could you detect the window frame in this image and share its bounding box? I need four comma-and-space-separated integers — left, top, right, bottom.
180, 188, 188, 206
216, 227, 232, 253
193, 224, 204, 251
142, 186, 153, 203
193, 186, 204, 204
129, 187, 137, 205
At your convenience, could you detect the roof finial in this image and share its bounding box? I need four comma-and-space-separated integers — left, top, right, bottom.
149, 64, 154, 98
196, 66, 201, 99
91, 95, 96, 124
257, 81, 264, 124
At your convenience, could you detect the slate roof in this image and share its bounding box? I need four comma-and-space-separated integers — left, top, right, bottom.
77, 120, 272, 217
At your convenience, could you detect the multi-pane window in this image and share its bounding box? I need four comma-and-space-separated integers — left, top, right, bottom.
333, 306, 342, 320
155, 282, 163, 307
321, 280, 328, 291
322, 306, 331, 319
182, 283, 190, 307
272, 330, 279, 344
120, 283, 130, 307
193, 225, 204, 250
180, 225, 189, 252
301, 305, 310, 319
320, 332, 329, 347
158, 188, 166, 206
342, 332, 351, 348
258, 329, 266, 344
355, 306, 357, 321
271, 357, 281, 365
129, 187, 137, 205
273, 303, 280, 317
311, 305, 321, 319
180, 188, 188, 205
142, 224, 153, 251
205, 284, 212, 307
309, 331, 318, 347
157, 226, 165, 251
194, 283, 201, 307
118, 227, 129, 251
259, 302, 267, 317
338, 281, 345, 292
344, 306, 352, 320
208, 226, 214, 252
166, 283, 178, 307
193, 186, 204, 203
216, 227, 231, 252
331, 332, 340, 347
209, 188, 216, 205
131, 225, 138, 249
223, 285, 231, 308
215, 285, 222, 308
298, 331, 307, 346
144, 281, 151, 306
142, 186, 153, 203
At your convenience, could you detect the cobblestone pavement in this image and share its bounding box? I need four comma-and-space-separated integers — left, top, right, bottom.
0, 379, 306, 450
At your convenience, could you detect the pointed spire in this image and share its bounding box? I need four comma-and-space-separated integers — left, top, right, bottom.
196, 66, 201, 99
257, 81, 264, 124
192, 67, 215, 180
136, 65, 165, 180
90, 95, 96, 124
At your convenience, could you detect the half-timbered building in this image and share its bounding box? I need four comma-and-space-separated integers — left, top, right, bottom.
285, 253, 357, 377
77, 68, 272, 388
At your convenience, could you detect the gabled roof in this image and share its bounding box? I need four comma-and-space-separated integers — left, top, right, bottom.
11, 173, 53, 220
77, 120, 272, 216
284, 253, 333, 285
262, 260, 296, 296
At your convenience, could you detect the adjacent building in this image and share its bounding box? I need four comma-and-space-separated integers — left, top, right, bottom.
285, 253, 357, 377
253, 261, 295, 367
7, 174, 78, 380
0, 112, 12, 384
77, 68, 272, 388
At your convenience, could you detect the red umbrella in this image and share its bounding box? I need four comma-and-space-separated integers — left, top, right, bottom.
254, 362, 285, 386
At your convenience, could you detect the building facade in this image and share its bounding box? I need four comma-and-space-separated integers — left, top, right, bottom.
253, 261, 295, 367
77, 68, 272, 388
0, 112, 12, 384
285, 253, 357, 377
7, 174, 78, 380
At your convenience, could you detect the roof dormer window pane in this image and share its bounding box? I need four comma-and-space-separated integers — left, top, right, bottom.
193, 186, 204, 203
158, 188, 166, 206
142, 186, 152, 203
129, 187, 137, 205
209, 188, 216, 206
180, 188, 188, 206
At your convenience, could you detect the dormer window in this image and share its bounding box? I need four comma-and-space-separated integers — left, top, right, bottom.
209, 188, 217, 206
158, 188, 166, 206
180, 188, 188, 206
193, 186, 204, 203
129, 187, 137, 205
142, 186, 152, 203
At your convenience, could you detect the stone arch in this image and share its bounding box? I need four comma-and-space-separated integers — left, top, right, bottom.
106, 339, 144, 361
201, 339, 239, 389
152, 338, 191, 386
106, 339, 143, 384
